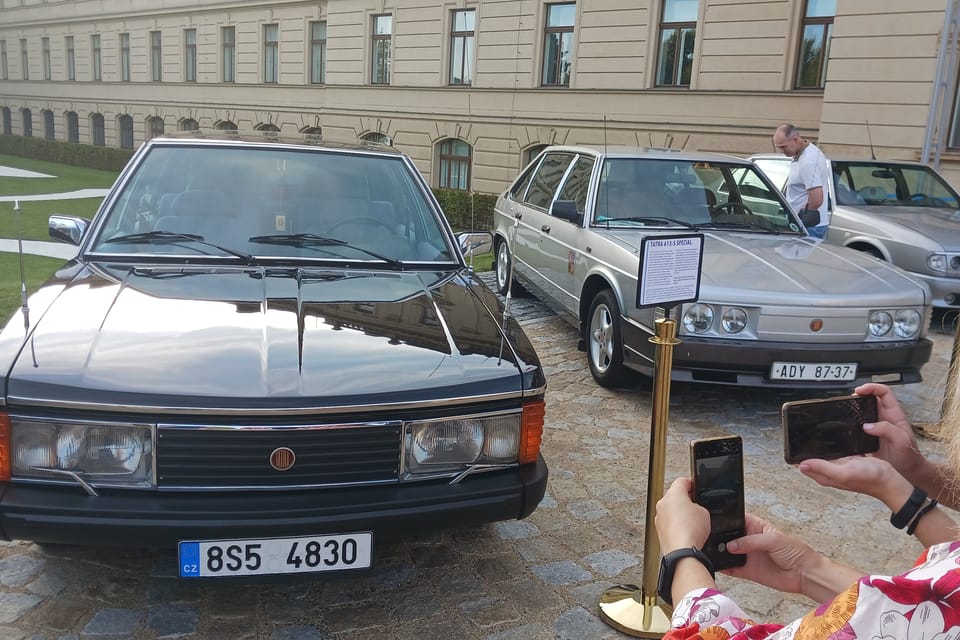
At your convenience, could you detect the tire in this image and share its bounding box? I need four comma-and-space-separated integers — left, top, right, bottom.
495, 239, 513, 295
586, 289, 629, 387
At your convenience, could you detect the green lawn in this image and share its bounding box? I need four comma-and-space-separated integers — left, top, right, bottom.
0, 154, 116, 196
0, 253, 65, 326
0, 197, 104, 241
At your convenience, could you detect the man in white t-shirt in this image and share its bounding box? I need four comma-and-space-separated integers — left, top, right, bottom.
772, 123, 829, 239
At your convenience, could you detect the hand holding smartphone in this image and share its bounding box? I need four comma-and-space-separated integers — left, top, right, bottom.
781, 394, 879, 464
690, 435, 747, 570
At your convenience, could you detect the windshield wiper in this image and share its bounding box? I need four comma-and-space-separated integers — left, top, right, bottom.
248, 233, 403, 269
597, 216, 696, 229
103, 230, 256, 263
695, 221, 779, 234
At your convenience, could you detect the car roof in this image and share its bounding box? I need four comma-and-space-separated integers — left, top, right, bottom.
543, 144, 750, 165
146, 131, 405, 157
749, 152, 934, 169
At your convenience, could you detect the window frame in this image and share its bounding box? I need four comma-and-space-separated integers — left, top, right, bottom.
371, 14, 392, 85
42, 109, 54, 139
184, 28, 197, 82
793, 0, 835, 90
65, 36, 75, 81
118, 114, 134, 149
1, 41, 7, 80
222, 26, 236, 83
41, 37, 50, 80
654, 0, 698, 87
541, 3, 575, 87
19, 38, 28, 80
91, 34, 101, 81
91, 112, 105, 146
150, 30, 162, 82
21, 108, 32, 137
2, 107, 12, 135
119, 33, 130, 82
66, 111, 79, 143
309, 21, 327, 84
147, 115, 164, 140
264, 24, 279, 84
449, 8, 475, 86
438, 138, 472, 190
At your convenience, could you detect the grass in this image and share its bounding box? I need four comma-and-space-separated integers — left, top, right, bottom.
0, 154, 116, 196
0, 197, 104, 241
0, 253, 66, 326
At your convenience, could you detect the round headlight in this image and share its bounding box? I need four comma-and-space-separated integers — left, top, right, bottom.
928, 253, 948, 272
721, 308, 747, 334
894, 309, 922, 338
682, 304, 714, 334
412, 420, 483, 465
868, 311, 893, 337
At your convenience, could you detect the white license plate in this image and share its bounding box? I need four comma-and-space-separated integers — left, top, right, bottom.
770, 362, 857, 381
178, 532, 372, 578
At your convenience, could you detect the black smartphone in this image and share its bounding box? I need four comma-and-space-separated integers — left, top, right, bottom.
690, 435, 747, 570
781, 394, 879, 464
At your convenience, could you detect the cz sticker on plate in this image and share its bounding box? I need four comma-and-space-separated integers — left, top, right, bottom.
178, 532, 373, 578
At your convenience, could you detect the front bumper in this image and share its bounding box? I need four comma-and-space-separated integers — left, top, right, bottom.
910, 271, 960, 308
623, 323, 933, 388
0, 456, 548, 548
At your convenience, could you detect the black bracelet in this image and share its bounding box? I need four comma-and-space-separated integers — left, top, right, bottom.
891, 486, 928, 529
907, 499, 938, 535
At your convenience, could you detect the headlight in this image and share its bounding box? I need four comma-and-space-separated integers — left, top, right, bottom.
405, 413, 520, 477
928, 253, 948, 272
11, 420, 153, 487
868, 311, 892, 337
721, 307, 747, 334
682, 304, 714, 334
894, 309, 922, 338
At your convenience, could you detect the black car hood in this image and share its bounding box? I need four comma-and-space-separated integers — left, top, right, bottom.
2, 264, 538, 411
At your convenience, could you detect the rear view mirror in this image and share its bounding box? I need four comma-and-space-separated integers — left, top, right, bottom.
871, 169, 896, 179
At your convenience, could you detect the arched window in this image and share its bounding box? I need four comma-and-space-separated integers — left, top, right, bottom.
361, 132, 392, 146
90, 113, 105, 146
118, 114, 134, 149
438, 138, 472, 190
1, 108, 11, 135
42, 110, 55, 139
215, 120, 237, 131
21, 108, 32, 137
256, 123, 280, 132
66, 111, 79, 143
179, 118, 199, 131
525, 144, 550, 167
146, 116, 164, 139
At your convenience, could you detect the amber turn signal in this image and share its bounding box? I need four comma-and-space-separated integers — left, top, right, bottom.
519, 399, 545, 464
0, 414, 10, 481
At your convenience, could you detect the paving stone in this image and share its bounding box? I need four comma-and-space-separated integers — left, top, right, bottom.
484, 623, 553, 640
79, 608, 141, 638
582, 550, 640, 578
530, 561, 592, 586
458, 596, 520, 628
566, 500, 610, 522
270, 625, 325, 640
493, 522, 540, 540
0, 557, 45, 589
146, 604, 200, 638
25, 599, 87, 632
0, 593, 42, 625
553, 607, 619, 640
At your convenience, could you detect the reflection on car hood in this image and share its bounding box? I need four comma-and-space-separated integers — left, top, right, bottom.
837, 205, 960, 250
603, 231, 929, 306
3, 265, 530, 410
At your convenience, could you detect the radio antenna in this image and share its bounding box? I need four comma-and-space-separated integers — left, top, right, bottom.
603, 114, 608, 154
865, 121, 877, 160
14, 199, 30, 330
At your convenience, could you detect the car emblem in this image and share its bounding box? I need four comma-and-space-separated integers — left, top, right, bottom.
269, 447, 296, 471
810, 319, 823, 332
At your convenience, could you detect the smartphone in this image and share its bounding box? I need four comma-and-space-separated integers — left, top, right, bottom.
781, 394, 879, 464
690, 435, 747, 570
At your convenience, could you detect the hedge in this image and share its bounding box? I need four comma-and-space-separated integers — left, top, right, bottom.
432, 188, 497, 232
0, 135, 134, 172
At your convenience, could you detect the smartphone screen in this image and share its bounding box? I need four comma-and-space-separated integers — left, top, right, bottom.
781, 394, 879, 464
690, 435, 747, 570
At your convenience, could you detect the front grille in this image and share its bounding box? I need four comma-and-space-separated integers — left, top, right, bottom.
157, 423, 402, 489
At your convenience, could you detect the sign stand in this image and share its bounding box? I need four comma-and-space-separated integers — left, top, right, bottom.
598, 234, 704, 638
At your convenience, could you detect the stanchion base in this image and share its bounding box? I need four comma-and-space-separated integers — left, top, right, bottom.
598, 585, 672, 638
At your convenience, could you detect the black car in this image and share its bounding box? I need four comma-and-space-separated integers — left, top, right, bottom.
0, 134, 547, 579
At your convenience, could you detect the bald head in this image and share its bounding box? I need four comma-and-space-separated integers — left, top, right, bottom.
773, 123, 804, 157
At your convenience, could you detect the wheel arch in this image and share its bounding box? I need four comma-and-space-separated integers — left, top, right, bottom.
844, 239, 888, 261
579, 273, 621, 339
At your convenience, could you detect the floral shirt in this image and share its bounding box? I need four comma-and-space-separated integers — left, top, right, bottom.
666, 541, 960, 639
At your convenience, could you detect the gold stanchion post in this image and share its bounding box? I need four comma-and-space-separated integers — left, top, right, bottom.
598, 314, 679, 637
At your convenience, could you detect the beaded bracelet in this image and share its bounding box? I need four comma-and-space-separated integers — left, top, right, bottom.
907, 499, 939, 536
891, 486, 928, 529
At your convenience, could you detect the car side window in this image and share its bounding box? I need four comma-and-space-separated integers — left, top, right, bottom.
555, 155, 595, 216
524, 153, 575, 210
509, 158, 540, 202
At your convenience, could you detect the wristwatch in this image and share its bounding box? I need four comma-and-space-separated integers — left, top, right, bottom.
657, 546, 715, 606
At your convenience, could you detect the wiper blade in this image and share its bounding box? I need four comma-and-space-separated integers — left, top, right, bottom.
248, 233, 404, 269
597, 216, 696, 229
695, 221, 779, 234
103, 231, 257, 263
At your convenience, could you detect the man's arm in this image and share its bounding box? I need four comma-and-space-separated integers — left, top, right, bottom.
805, 186, 823, 210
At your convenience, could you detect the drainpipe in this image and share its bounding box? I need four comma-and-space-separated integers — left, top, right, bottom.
923, 0, 958, 168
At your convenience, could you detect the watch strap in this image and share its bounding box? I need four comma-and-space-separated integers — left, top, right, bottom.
891, 486, 927, 529
657, 546, 715, 606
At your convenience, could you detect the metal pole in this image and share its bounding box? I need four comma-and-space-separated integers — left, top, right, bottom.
14, 199, 29, 330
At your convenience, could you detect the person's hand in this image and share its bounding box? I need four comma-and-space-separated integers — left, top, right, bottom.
854, 383, 924, 478
724, 513, 823, 595
655, 477, 710, 553
797, 455, 911, 505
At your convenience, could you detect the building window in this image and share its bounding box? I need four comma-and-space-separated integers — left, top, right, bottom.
42, 109, 54, 139
66, 111, 79, 142
525, 144, 550, 166
264, 24, 279, 83
91, 34, 101, 81
1, 107, 11, 135
179, 118, 199, 131
184, 29, 196, 82
449, 9, 475, 85
1, 41, 7, 80
21, 108, 32, 137
216, 120, 237, 131
147, 116, 164, 139
91, 113, 105, 145
309, 21, 326, 84
655, 0, 698, 87
795, 0, 835, 89
438, 139, 472, 190
150, 31, 162, 81
41, 37, 50, 80
222, 27, 235, 83
371, 14, 392, 85
19, 38, 28, 80
542, 3, 575, 87
119, 114, 134, 149
65, 36, 75, 81
361, 132, 391, 145
119, 33, 130, 82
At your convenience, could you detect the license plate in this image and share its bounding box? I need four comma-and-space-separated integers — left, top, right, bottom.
770, 362, 857, 382
178, 532, 373, 578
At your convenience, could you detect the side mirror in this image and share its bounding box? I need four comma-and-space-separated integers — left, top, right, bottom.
49, 215, 89, 246
457, 231, 493, 258
551, 200, 583, 224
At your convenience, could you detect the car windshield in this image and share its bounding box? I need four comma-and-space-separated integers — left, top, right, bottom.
831, 161, 960, 209
593, 158, 802, 234
90, 144, 456, 264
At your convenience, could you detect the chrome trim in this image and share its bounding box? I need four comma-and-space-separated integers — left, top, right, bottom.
449, 464, 512, 484
28, 467, 98, 496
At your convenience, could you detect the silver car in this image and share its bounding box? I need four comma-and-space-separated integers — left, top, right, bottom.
752, 153, 960, 308
493, 146, 933, 389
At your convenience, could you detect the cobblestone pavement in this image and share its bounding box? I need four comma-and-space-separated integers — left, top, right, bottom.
0, 282, 955, 640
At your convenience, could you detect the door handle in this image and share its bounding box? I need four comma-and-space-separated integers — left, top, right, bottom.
541, 225, 551, 233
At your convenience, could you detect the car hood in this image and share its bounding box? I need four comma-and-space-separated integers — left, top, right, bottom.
603, 231, 929, 306
836, 205, 960, 250
1, 264, 537, 411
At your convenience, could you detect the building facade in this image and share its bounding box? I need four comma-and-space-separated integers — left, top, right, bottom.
1, 0, 959, 193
